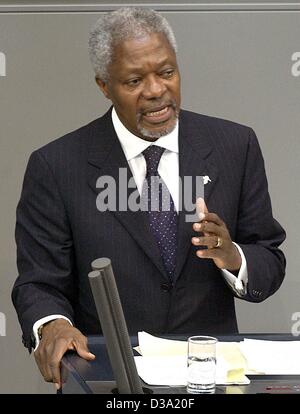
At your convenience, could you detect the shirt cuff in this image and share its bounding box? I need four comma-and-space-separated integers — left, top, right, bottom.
32, 315, 73, 352
221, 242, 248, 297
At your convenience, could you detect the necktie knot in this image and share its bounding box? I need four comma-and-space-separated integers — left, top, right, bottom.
143, 145, 165, 176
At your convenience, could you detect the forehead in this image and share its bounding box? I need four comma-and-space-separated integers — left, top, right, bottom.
109, 33, 177, 75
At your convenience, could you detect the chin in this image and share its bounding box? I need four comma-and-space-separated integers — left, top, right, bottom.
138, 120, 177, 140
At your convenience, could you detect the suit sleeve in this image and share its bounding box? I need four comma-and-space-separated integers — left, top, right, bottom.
12, 150, 76, 351
236, 128, 286, 302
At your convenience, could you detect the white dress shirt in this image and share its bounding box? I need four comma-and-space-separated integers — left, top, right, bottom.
32, 108, 248, 350
112, 107, 180, 212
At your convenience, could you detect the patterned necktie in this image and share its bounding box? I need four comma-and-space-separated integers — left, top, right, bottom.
142, 145, 177, 281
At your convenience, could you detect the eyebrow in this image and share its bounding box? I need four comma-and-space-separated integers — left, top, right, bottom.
122, 58, 176, 74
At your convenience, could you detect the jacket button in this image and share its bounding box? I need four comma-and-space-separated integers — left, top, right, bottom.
161, 283, 172, 292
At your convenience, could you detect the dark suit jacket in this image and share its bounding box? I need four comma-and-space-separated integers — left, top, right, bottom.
12, 108, 286, 351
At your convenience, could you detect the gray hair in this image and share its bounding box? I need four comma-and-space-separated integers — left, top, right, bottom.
88, 7, 178, 81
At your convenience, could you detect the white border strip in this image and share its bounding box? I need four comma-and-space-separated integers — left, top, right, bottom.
0, 3, 300, 13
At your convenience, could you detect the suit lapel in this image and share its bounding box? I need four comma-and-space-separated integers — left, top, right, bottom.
174, 112, 219, 281
87, 109, 168, 279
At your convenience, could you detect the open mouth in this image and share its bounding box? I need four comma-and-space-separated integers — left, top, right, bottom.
142, 105, 172, 124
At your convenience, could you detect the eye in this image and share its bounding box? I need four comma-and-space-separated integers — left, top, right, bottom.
161, 69, 175, 79
126, 78, 141, 87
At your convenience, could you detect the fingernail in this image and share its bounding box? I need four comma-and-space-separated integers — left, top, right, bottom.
54, 383, 60, 390
198, 212, 205, 221
194, 223, 201, 230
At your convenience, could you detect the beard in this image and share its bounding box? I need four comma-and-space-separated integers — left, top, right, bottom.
136, 101, 179, 140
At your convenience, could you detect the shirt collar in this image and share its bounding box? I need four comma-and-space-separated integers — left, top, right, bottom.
112, 107, 179, 161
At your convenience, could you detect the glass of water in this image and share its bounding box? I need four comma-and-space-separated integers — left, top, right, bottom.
187, 336, 217, 394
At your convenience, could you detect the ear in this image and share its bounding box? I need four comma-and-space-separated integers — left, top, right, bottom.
95, 77, 111, 100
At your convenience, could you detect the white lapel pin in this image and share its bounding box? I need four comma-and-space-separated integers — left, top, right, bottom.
203, 175, 211, 185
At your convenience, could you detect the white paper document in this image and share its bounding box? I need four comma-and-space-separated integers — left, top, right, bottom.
134, 332, 300, 387
240, 338, 300, 375
134, 332, 250, 386
134, 355, 250, 386
134, 355, 187, 386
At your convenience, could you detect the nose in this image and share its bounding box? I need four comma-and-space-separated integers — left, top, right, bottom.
142, 75, 167, 99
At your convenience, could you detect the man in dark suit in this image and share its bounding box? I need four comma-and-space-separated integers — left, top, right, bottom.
12, 8, 285, 388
